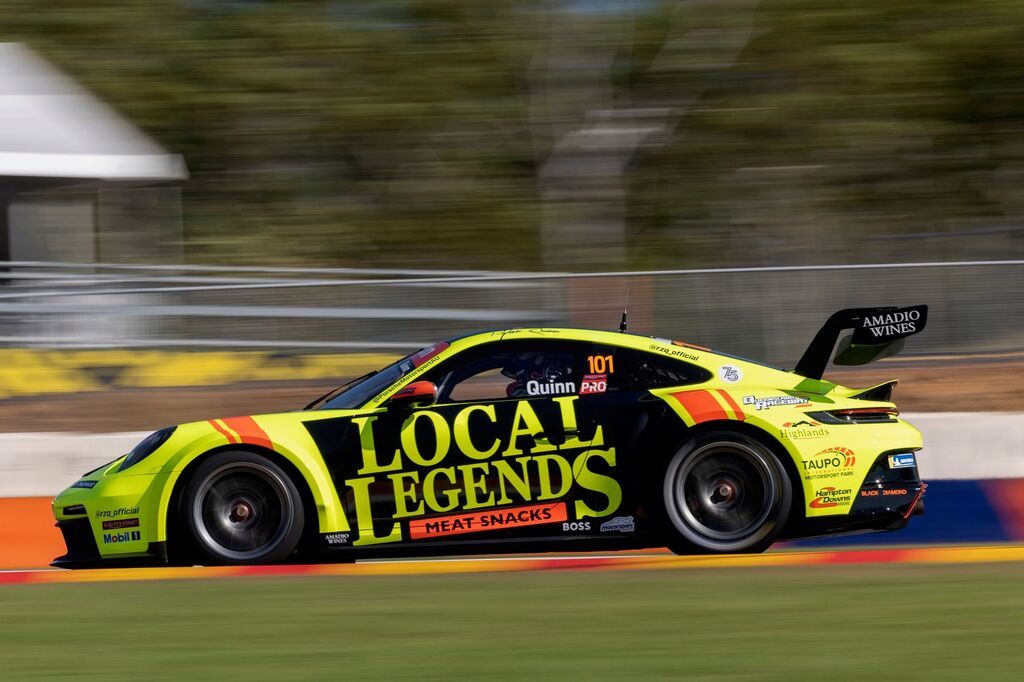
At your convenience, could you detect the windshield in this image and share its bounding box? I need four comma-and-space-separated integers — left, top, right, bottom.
317, 341, 449, 410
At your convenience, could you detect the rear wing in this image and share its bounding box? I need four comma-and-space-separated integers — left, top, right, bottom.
793, 305, 928, 380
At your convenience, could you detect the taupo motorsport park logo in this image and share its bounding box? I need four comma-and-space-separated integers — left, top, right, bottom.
802, 447, 856, 480
311, 396, 623, 548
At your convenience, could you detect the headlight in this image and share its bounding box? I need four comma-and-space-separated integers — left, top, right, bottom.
118, 427, 176, 472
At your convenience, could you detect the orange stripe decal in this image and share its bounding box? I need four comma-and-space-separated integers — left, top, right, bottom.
221, 416, 274, 450
715, 390, 746, 421
209, 419, 239, 444
672, 390, 728, 423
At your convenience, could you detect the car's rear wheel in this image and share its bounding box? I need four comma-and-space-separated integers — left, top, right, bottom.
662, 432, 790, 554
182, 451, 304, 565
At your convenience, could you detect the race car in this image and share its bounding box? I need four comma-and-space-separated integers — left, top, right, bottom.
52, 305, 928, 567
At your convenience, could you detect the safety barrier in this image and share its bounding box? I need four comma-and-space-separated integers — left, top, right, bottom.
1, 259, 1023, 364
0, 349, 394, 399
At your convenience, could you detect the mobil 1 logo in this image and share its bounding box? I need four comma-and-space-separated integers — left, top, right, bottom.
852, 305, 928, 344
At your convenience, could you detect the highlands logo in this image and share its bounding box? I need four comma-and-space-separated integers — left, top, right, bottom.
780, 420, 829, 440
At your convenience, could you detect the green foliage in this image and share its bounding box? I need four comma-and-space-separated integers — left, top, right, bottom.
3, 1, 1023, 268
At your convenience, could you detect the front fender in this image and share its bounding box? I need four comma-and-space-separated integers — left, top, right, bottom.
150, 415, 349, 543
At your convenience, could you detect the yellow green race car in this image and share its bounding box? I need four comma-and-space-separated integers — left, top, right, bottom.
52, 305, 928, 567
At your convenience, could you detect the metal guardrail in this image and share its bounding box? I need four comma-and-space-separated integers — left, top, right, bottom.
1, 259, 1022, 363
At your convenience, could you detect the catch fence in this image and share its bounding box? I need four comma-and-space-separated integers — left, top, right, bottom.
0, 259, 1020, 365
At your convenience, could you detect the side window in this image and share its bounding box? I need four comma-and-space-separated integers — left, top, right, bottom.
615, 348, 712, 389
425, 341, 586, 404
447, 366, 508, 402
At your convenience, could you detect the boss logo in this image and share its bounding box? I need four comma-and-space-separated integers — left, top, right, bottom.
562, 521, 591, 532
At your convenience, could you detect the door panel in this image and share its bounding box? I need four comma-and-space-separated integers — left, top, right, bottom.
304, 394, 607, 548
302, 340, 699, 550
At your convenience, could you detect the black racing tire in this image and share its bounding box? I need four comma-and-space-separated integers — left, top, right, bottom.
182, 451, 305, 565
661, 431, 791, 554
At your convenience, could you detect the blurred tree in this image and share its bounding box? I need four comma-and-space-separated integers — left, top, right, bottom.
1, 0, 1022, 270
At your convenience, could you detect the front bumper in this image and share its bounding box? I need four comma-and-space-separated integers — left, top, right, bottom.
51, 466, 172, 569
52, 517, 168, 569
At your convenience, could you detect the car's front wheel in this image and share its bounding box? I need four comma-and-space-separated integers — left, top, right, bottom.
182, 451, 305, 565
662, 432, 791, 554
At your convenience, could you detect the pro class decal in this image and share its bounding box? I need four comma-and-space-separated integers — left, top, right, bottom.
580, 374, 607, 395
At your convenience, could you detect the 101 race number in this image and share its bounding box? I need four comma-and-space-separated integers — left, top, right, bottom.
587, 354, 614, 374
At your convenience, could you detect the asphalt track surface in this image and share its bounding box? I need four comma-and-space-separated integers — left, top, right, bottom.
2, 544, 1023, 586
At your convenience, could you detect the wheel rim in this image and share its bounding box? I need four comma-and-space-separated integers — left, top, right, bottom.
192, 462, 293, 561
670, 441, 776, 545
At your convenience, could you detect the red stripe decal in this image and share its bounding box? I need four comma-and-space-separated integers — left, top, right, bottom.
0, 572, 34, 585
209, 419, 239, 444
221, 416, 274, 450
672, 390, 728, 423
821, 549, 908, 565
715, 390, 746, 421
235, 564, 318, 577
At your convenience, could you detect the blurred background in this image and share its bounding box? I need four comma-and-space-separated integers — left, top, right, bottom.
0, 0, 1022, 565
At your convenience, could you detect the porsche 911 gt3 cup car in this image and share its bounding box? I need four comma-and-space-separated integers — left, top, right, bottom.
52, 305, 928, 567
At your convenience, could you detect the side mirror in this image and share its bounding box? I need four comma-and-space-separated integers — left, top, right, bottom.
388, 381, 437, 409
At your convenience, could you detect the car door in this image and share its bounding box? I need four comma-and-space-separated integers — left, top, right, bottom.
562, 344, 713, 540
386, 338, 603, 546
304, 338, 597, 549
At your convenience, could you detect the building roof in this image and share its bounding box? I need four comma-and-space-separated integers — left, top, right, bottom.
0, 43, 187, 181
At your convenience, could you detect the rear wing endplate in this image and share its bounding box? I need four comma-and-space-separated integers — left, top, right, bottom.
793, 305, 928, 380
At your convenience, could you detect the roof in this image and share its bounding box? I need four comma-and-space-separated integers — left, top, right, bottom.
0, 43, 187, 181
447, 326, 785, 372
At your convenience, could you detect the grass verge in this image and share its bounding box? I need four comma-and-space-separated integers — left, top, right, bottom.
1, 563, 1021, 680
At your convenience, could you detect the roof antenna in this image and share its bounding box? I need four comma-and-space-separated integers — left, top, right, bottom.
618, 288, 630, 333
